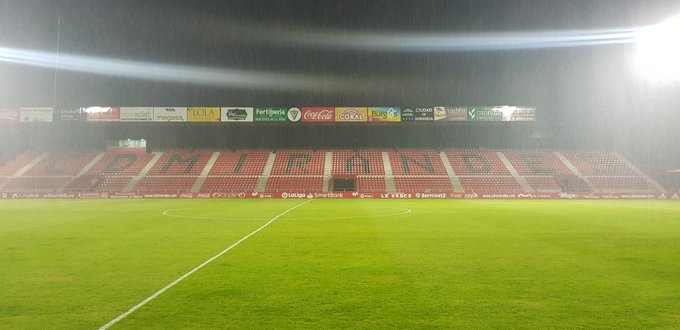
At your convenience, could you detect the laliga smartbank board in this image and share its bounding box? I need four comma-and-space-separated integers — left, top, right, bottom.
187, 107, 220, 122
368, 107, 401, 122
335, 107, 368, 122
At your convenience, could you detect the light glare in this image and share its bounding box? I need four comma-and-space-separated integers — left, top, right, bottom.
634, 15, 680, 82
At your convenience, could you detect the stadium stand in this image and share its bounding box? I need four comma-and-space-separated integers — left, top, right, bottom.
356, 176, 386, 192
270, 149, 326, 175
24, 151, 101, 176
332, 150, 385, 175
86, 150, 156, 176
0, 152, 38, 176
445, 149, 511, 176
265, 176, 324, 192
388, 149, 447, 175
209, 150, 270, 176
145, 150, 212, 176
201, 176, 259, 193
0, 148, 665, 195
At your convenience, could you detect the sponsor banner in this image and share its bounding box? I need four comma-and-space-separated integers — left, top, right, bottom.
58, 108, 86, 122
467, 107, 502, 121
187, 107, 220, 122
335, 107, 368, 122
402, 107, 433, 122
3, 191, 674, 200
368, 107, 401, 122
301, 107, 335, 122
287, 107, 302, 122
501, 106, 536, 121
221, 107, 254, 122
120, 107, 153, 122
153, 107, 187, 122
434, 107, 467, 121
0, 108, 19, 123
254, 107, 288, 122
19, 107, 53, 122
84, 106, 120, 122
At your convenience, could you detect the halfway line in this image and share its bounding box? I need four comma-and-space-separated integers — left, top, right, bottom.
99, 199, 314, 329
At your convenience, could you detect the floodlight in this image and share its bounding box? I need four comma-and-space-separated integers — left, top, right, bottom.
634, 14, 680, 82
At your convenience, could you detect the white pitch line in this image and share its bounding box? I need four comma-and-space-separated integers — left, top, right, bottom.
99, 199, 314, 330
162, 207, 412, 221
162, 209, 268, 221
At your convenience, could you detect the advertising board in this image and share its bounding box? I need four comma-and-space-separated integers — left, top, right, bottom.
187, 107, 220, 122
467, 107, 503, 121
85, 106, 120, 122
254, 107, 288, 122
221, 107, 254, 122
434, 107, 467, 121
402, 107, 433, 122
58, 108, 85, 122
368, 107, 401, 122
120, 107, 153, 122
19, 107, 53, 122
153, 107, 187, 122
335, 107, 368, 122
301, 107, 335, 122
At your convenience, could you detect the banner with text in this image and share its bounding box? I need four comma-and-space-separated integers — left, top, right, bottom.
254, 107, 288, 122
301, 107, 335, 122
153, 107, 187, 122
402, 107, 433, 122
498, 106, 536, 121
221, 107, 254, 122
467, 107, 502, 121
434, 107, 467, 121
57, 108, 85, 122
120, 107, 153, 122
187, 107, 220, 122
19, 107, 53, 122
85, 107, 120, 122
368, 107, 401, 122
335, 107, 368, 122
2, 191, 673, 200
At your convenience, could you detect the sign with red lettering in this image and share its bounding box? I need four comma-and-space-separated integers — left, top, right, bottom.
85, 106, 120, 122
301, 107, 335, 122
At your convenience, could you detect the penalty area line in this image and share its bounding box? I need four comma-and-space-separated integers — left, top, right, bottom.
99, 199, 314, 330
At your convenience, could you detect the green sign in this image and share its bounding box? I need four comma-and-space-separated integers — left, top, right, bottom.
467, 107, 502, 121
254, 107, 288, 122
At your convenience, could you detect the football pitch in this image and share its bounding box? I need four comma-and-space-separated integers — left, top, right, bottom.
1, 199, 679, 329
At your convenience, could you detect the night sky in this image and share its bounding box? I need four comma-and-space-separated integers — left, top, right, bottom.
1, 0, 679, 130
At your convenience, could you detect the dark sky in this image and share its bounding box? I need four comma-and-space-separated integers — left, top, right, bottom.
0, 0, 679, 127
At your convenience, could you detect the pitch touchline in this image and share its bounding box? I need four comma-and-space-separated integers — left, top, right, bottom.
99, 199, 314, 330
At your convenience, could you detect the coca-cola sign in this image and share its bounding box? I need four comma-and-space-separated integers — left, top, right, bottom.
302, 107, 335, 122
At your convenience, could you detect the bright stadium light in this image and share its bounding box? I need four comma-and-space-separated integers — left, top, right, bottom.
634, 14, 680, 82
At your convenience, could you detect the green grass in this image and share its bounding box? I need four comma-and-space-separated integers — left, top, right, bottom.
1, 199, 679, 329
